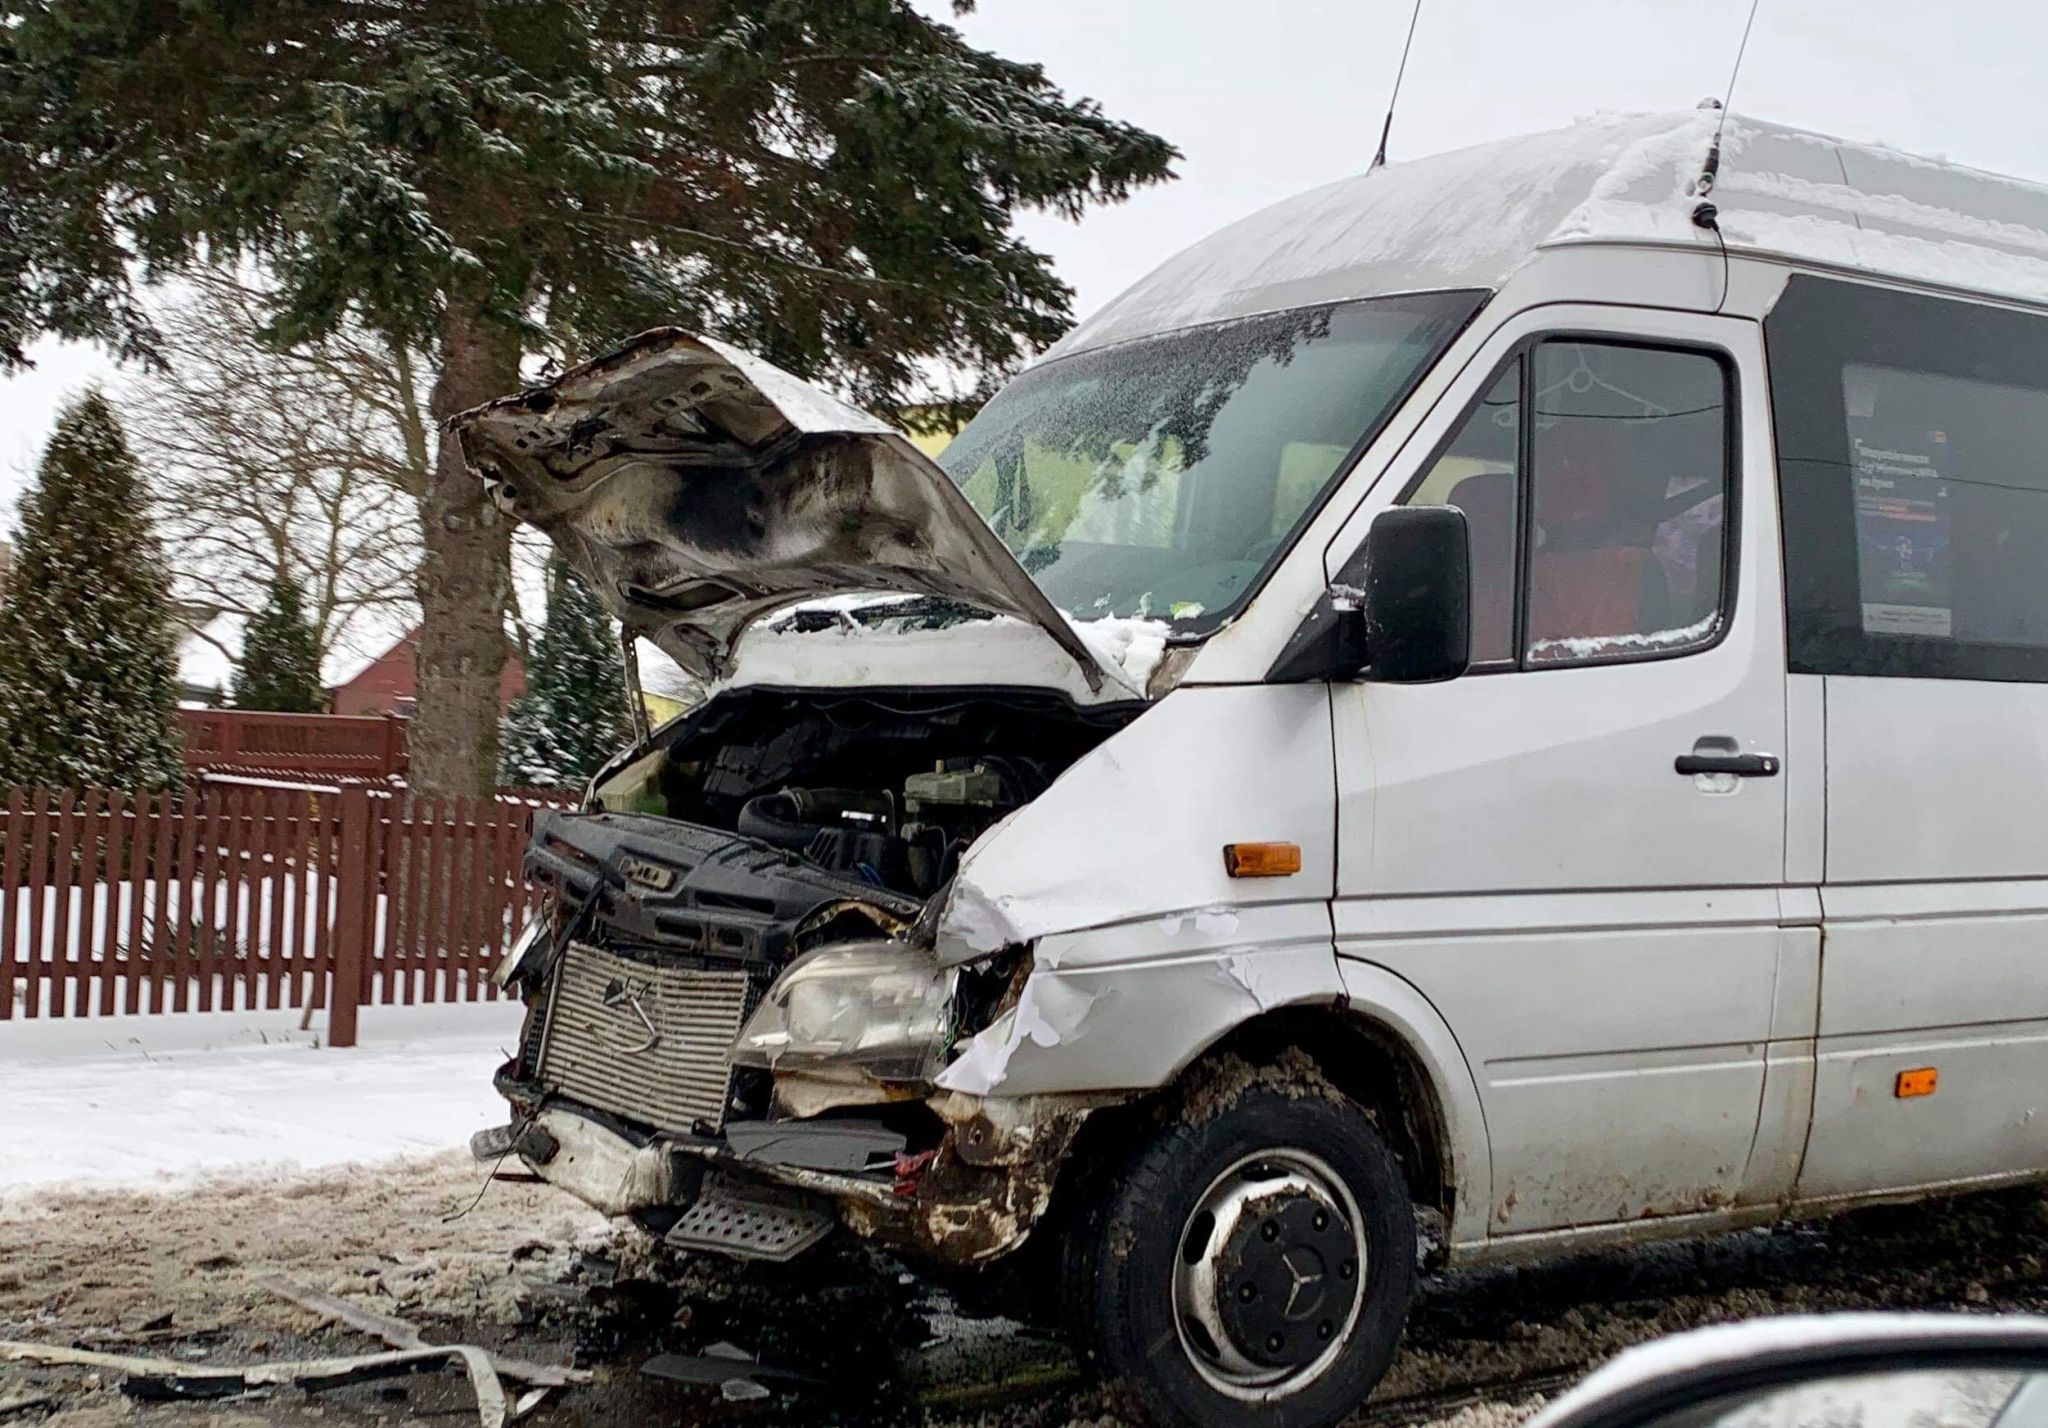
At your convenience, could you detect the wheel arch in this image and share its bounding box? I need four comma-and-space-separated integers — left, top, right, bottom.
1048, 963, 1492, 1255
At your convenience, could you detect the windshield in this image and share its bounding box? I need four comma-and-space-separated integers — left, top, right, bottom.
939, 291, 1483, 629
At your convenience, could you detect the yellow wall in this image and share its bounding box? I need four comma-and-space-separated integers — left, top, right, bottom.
641, 690, 689, 726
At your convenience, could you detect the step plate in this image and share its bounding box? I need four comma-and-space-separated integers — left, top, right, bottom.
665, 1181, 835, 1263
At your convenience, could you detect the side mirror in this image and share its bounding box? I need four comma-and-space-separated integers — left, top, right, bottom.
1531, 1315, 2048, 1428
1359, 505, 1471, 683
1265, 505, 1471, 685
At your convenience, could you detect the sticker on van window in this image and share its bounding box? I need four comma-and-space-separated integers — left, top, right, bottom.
1847, 426, 1954, 639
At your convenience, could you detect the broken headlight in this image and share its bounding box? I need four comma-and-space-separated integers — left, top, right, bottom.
729, 942, 957, 1083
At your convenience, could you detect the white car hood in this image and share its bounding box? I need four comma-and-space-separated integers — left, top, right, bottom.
451, 329, 1106, 690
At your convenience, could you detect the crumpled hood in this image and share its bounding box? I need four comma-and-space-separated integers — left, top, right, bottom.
451, 329, 1105, 689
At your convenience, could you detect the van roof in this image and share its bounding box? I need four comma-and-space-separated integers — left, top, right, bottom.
1049, 110, 2048, 359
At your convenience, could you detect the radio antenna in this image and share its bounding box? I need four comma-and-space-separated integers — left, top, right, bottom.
1717, 0, 1762, 143
1371, 0, 1426, 171
1695, 0, 1762, 203
1692, 0, 1763, 314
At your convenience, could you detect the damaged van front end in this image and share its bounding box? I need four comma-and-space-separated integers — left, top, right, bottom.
453, 329, 1165, 1270
477, 733, 1138, 1270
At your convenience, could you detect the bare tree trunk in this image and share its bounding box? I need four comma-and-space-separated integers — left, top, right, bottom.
412, 304, 521, 799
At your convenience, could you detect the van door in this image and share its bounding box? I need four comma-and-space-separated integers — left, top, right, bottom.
1765, 276, 2048, 1204
1329, 307, 1793, 1237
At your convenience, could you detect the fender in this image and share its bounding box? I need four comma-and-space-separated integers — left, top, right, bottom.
930, 908, 1496, 1257
936, 901, 1343, 1097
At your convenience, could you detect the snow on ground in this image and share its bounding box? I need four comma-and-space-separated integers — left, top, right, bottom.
0, 999, 525, 1198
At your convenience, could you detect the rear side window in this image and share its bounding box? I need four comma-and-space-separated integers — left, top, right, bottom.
1768, 276, 2048, 680
1404, 339, 1734, 670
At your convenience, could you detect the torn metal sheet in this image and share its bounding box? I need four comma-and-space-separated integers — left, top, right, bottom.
936, 971, 1107, 1097
0, 1340, 509, 1428
256, 1275, 589, 1389
936, 907, 1343, 1098
642, 1342, 814, 1398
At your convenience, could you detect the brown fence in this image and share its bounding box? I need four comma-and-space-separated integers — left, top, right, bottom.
0, 781, 573, 1046
178, 709, 409, 780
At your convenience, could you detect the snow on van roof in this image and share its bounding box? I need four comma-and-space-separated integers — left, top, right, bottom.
1050, 109, 2048, 358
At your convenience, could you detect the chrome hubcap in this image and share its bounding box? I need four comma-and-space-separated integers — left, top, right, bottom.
1170, 1148, 1367, 1401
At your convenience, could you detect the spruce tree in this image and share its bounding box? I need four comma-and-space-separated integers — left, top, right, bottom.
501, 559, 633, 789
232, 572, 326, 712
0, 392, 184, 791
2, 2, 1178, 799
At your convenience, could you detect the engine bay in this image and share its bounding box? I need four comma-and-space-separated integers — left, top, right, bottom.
511, 686, 1141, 1123
611, 686, 1140, 906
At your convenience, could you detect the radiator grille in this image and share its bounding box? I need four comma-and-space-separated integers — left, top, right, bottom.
535, 942, 754, 1134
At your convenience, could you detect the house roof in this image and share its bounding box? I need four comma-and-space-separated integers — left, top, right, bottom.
175, 611, 239, 700
1049, 109, 2048, 359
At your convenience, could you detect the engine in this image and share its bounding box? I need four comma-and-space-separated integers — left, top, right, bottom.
639, 687, 1135, 902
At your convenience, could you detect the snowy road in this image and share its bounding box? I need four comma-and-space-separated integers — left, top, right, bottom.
6, 1149, 2048, 1426
8, 1015, 2048, 1426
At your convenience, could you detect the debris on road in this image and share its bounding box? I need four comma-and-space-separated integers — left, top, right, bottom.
11, 1152, 2048, 1426
1, 1338, 512, 1427
642, 1340, 815, 1402
257, 1272, 589, 1389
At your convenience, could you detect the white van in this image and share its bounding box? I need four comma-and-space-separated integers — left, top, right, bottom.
457, 108, 2048, 1428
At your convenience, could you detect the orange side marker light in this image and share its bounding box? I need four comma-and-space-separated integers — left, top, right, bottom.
1224, 842, 1301, 878
1895, 1067, 1939, 1099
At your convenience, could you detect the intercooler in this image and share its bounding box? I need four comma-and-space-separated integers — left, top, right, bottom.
533, 942, 755, 1135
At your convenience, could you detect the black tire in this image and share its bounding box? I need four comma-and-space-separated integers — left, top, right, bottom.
1062, 1084, 1415, 1428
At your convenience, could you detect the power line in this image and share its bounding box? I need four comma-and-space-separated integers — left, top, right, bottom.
1371, 0, 1426, 171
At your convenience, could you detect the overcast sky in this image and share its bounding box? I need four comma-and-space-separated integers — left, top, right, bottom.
4, 0, 2044, 515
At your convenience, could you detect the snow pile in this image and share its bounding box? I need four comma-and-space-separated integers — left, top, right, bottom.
722, 607, 1171, 701
0, 1000, 525, 1197
697, 333, 894, 436
1526, 611, 1722, 663
1066, 613, 1171, 693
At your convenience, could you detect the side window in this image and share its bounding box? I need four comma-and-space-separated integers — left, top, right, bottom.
1769, 276, 2048, 682
1403, 339, 1733, 670
1408, 362, 1519, 663
1844, 364, 2048, 646
1526, 342, 1729, 663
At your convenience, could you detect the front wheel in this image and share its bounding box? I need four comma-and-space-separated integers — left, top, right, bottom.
1063, 1081, 1416, 1428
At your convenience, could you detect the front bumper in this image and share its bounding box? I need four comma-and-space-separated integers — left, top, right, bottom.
479, 1081, 1100, 1266
482, 1102, 902, 1220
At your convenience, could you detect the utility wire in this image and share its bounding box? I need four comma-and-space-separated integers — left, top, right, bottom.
1371, 0, 1426, 171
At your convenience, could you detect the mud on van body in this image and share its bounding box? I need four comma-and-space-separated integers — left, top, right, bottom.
460, 109, 2048, 1428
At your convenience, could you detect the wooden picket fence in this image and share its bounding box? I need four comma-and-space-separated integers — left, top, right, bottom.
178, 708, 410, 780
0, 780, 573, 1046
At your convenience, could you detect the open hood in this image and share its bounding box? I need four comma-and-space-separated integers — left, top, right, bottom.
451, 330, 1106, 690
